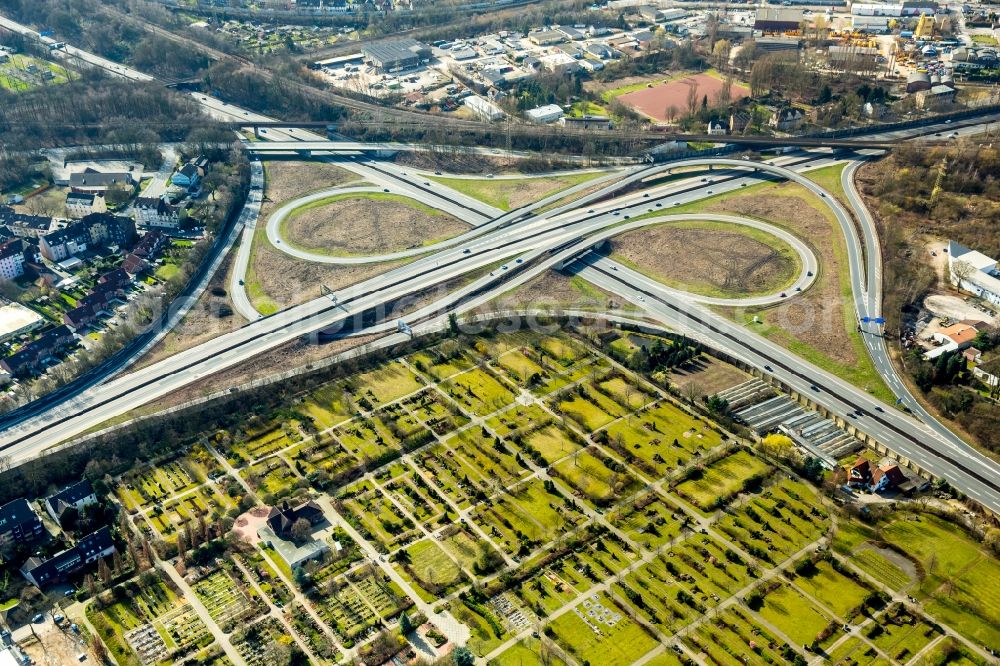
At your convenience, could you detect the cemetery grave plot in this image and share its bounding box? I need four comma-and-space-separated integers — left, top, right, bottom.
683, 605, 791, 666
791, 558, 872, 619
826, 637, 885, 666
349, 568, 412, 620
440, 366, 517, 416
351, 360, 424, 407
489, 592, 534, 634
312, 579, 379, 643
597, 374, 656, 411
413, 444, 480, 510
229, 420, 304, 465
239, 553, 294, 607
439, 526, 495, 572
409, 342, 477, 381
232, 617, 297, 666
490, 636, 567, 666
395, 537, 466, 601
673, 449, 772, 512
337, 480, 418, 552
550, 446, 640, 507
381, 468, 451, 530
849, 546, 914, 592
118, 458, 200, 512
403, 388, 469, 434
89, 578, 183, 666
445, 427, 531, 489
299, 383, 354, 431
288, 602, 341, 661
615, 535, 751, 632
547, 592, 659, 666
517, 535, 637, 614
240, 456, 298, 497
549, 383, 628, 432
494, 347, 547, 387
332, 413, 405, 461
471, 478, 586, 556
450, 598, 509, 657
309, 529, 364, 582
715, 478, 829, 564
537, 335, 589, 365
876, 513, 1000, 650
603, 400, 724, 471
610, 490, 685, 550
193, 569, 257, 630
756, 584, 838, 650
148, 486, 235, 541
485, 403, 551, 438
866, 605, 942, 664
516, 423, 584, 466
288, 433, 357, 478
130, 603, 211, 664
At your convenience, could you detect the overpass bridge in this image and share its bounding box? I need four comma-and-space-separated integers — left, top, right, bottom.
242, 135, 937, 156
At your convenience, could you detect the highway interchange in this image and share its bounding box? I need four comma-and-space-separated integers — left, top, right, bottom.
0, 11, 999, 517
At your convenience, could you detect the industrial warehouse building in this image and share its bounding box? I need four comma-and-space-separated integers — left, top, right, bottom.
753, 8, 803, 32
949, 240, 1000, 306
362, 39, 432, 72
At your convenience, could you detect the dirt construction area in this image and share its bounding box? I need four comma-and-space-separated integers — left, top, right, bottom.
706, 183, 861, 368
282, 194, 468, 256
617, 73, 749, 122
610, 221, 797, 297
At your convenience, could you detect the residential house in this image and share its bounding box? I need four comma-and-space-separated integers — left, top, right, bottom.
133, 197, 183, 230
948, 240, 1000, 306
0, 209, 53, 238
0, 325, 74, 376
0, 238, 39, 281
870, 461, 907, 492
122, 230, 167, 276
69, 169, 135, 195
45, 480, 98, 523
63, 270, 131, 331
170, 163, 202, 191
20, 526, 115, 587
81, 212, 137, 249
729, 110, 752, 133
926, 322, 980, 358
769, 107, 805, 131
0, 498, 45, 549
65, 192, 106, 219
963, 347, 983, 363
846, 456, 872, 487
707, 121, 727, 136
38, 225, 90, 262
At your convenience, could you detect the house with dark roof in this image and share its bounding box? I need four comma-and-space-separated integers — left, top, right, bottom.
0, 210, 53, 239
0, 325, 74, 376
45, 480, 97, 523
0, 498, 45, 549
69, 169, 136, 195
134, 197, 183, 229
170, 163, 202, 190
20, 526, 115, 587
265, 499, 325, 538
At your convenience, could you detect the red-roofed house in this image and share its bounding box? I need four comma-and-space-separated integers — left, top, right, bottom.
870, 462, 907, 492
847, 457, 872, 487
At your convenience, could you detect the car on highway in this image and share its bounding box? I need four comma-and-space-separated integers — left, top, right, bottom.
515, 258, 523, 263
780, 292, 787, 297
764, 365, 772, 371
707, 190, 713, 194
501, 264, 508, 270
463, 248, 471, 254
